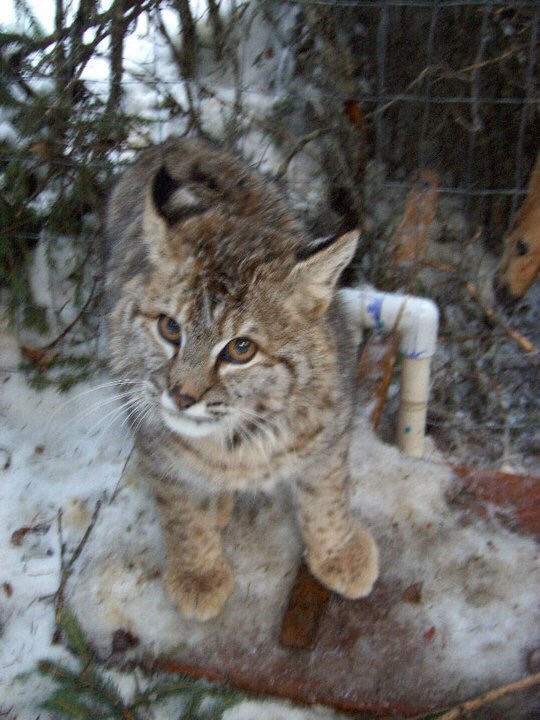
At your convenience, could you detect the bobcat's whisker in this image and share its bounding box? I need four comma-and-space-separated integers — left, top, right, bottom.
231, 409, 278, 460
56, 382, 149, 431
234, 407, 282, 445
131, 404, 156, 434
126, 385, 157, 426
50, 379, 145, 420
68, 389, 144, 426
235, 407, 298, 465
123, 396, 152, 431
86, 398, 135, 436
53, 378, 142, 404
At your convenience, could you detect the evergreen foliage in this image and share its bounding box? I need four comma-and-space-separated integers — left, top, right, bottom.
0, 0, 154, 388
38, 610, 241, 719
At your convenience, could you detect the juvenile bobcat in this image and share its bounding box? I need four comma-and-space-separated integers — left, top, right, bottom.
105, 138, 378, 621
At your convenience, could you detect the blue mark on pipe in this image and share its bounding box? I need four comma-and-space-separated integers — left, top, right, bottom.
404, 426, 411, 433
403, 349, 426, 359
366, 297, 384, 329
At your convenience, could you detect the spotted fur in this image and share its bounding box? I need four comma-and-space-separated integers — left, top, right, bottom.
105, 138, 378, 620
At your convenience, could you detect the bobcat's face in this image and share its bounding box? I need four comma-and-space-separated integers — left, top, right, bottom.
110, 263, 298, 442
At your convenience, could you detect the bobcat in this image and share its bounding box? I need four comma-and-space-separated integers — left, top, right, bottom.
105, 137, 378, 621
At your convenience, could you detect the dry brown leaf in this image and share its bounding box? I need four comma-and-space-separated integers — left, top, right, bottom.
343, 99, 363, 129
402, 582, 423, 604
391, 170, 439, 267
10, 523, 50, 546
20, 345, 58, 370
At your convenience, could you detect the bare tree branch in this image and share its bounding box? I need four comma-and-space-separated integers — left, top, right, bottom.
106, 0, 130, 117
174, 0, 197, 78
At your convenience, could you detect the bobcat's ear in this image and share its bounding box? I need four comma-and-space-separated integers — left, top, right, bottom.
291, 230, 359, 317
151, 164, 207, 224
143, 164, 206, 258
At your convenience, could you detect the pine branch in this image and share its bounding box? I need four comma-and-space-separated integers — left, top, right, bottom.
71, 0, 97, 58
275, 128, 329, 179
5, 0, 154, 70
39, 633, 241, 719
54, 0, 65, 66
40, 614, 137, 718
41, 688, 110, 719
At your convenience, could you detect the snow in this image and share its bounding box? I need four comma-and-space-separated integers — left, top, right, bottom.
1, 305, 539, 718
348, 415, 539, 690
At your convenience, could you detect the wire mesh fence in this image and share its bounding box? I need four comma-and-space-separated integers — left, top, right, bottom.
275, 0, 538, 238
361, 0, 537, 224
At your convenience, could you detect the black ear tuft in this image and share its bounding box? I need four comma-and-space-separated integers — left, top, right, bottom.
152, 165, 180, 218
150, 164, 207, 225
296, 234, 342, 262
190, 164, 219, 191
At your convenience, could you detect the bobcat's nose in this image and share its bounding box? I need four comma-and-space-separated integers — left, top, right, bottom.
170, 385, 197, 410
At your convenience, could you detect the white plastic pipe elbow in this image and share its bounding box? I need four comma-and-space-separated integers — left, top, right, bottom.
339, 288, 439, 458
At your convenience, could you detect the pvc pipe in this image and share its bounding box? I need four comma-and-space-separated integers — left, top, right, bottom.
397, 356, 432, 457
339, 288, 439, 458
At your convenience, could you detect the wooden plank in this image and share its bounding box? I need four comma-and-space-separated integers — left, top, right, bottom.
449, 466, 540, 535
279, 561, 331, 650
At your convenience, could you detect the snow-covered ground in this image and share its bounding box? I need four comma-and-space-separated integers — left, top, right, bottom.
1, 314, 539, 718
0, 325, 339, 719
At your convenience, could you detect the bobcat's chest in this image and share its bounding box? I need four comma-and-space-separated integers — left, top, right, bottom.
157, 427, 319, 491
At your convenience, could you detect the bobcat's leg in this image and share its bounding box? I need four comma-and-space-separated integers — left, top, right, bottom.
149, 477, 233, 621
217, 490, 235, 529
295, 437, 378, 599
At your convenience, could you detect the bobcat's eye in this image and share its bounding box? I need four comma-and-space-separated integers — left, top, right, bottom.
515, 238, 529, 257
157, 315, 182, 346
220, 337, 258, 364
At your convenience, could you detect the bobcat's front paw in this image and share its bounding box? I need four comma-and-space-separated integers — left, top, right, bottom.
306, 528, 379, 599
163, 558, 234, 621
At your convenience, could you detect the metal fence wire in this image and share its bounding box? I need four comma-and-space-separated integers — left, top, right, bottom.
283, 0, 539, 241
